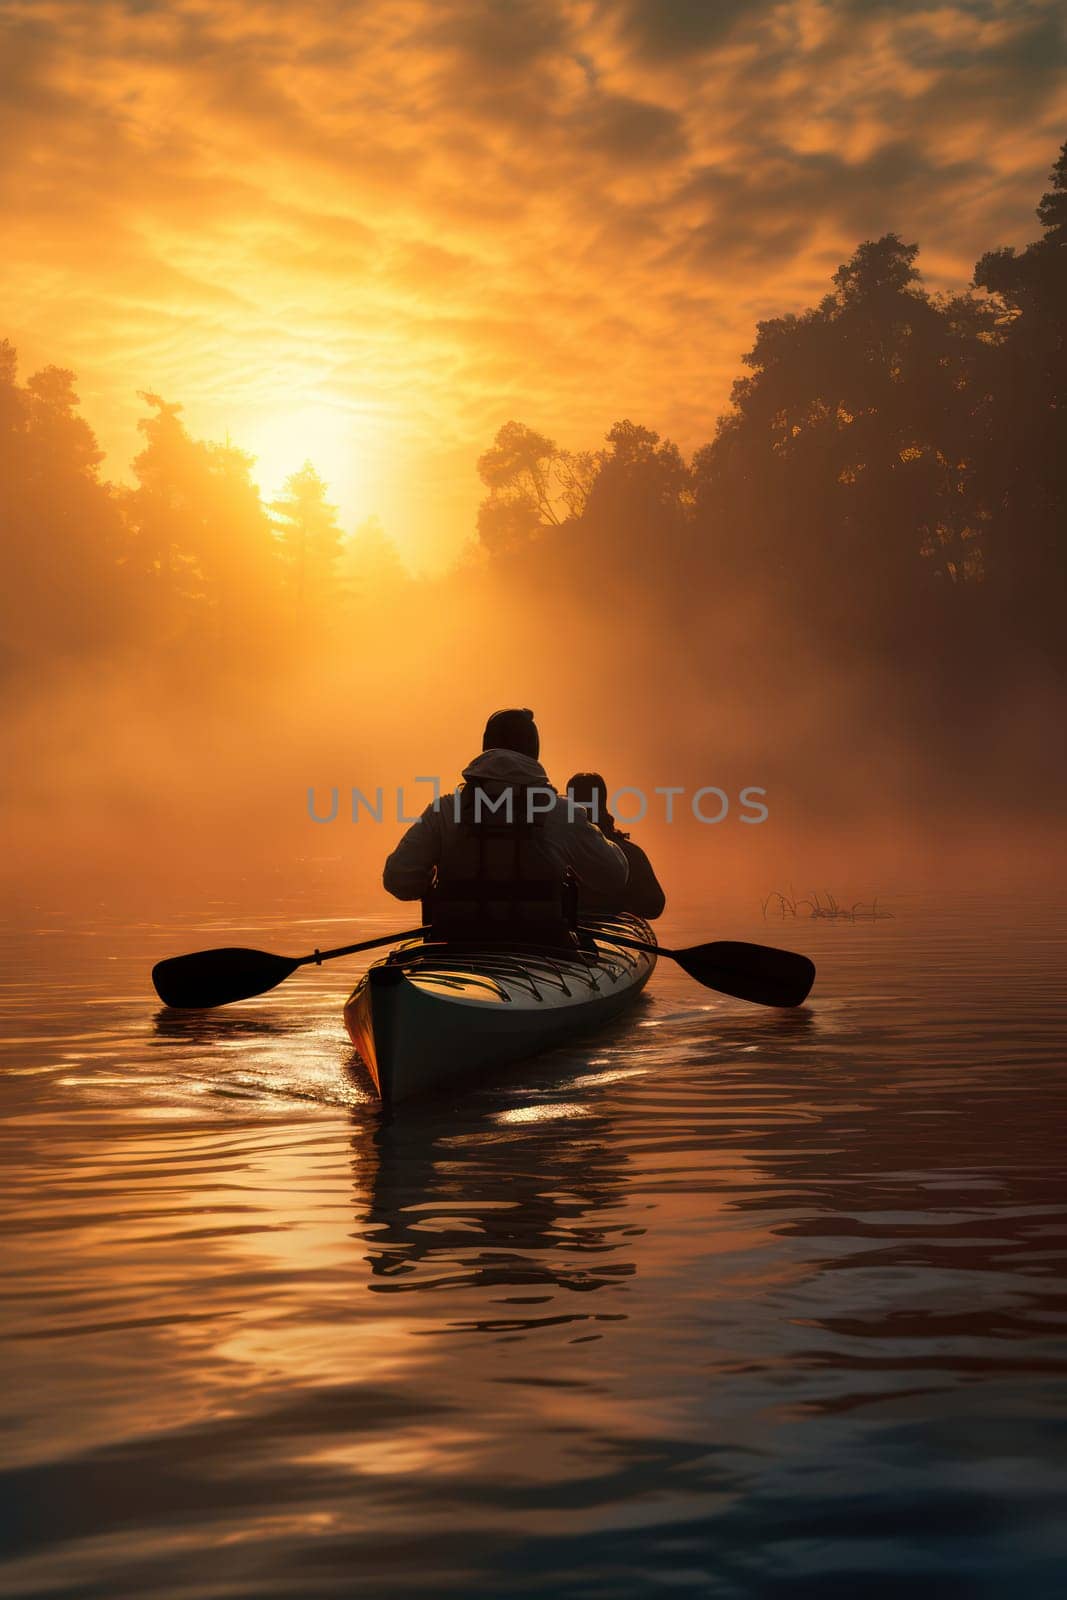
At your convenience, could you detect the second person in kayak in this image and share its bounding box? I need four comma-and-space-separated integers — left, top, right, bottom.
565, 771, 666, 920
383, 708, 628, 942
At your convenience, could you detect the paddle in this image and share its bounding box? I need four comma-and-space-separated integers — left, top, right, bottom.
152, 927, 428, 1010
154, 923, 814, 1013
585, 927, 815, 1008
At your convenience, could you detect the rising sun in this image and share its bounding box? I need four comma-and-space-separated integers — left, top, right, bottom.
240, 399, 379, 520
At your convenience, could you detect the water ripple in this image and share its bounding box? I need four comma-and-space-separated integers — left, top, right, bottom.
0, 898, 1065, 1596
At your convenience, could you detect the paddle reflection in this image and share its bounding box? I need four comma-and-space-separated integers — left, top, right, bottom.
151, 1006, 307, 1043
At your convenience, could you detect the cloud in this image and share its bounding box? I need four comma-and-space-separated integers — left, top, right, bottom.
606, 0, 753, 61
575, 92, 688, 164
670, 140, 988, 273
1, 0, 1064, 564
428, 0, 571, 72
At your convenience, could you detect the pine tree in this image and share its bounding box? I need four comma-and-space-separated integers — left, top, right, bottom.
270, 463, 343, 608
339, 514, 407, 608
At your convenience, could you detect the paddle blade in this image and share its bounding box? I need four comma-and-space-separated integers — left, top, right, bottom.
675, 940, 815, 1008
152, 947, 301, 1009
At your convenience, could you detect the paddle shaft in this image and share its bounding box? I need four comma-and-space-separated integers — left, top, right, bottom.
303, 927, 428, 965
582, 927, 682, 960
586, 928, 658, 957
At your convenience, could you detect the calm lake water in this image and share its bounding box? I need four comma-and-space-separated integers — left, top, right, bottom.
1, 895, 1065, 1598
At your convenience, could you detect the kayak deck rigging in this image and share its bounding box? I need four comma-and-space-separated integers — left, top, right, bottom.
382, 916, 648, 1004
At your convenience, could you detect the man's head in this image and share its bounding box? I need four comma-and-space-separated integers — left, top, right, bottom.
566, 771, 608, 818
482, 707, 540, 760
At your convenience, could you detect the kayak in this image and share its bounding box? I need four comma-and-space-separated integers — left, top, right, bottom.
344, 913, 657, 1104
345, 913, 657, 1104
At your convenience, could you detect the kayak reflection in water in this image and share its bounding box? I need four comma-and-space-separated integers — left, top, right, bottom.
565, 772, 666, 921
382, 708, 629, 944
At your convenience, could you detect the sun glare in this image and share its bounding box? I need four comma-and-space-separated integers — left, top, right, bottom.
241, 401, 377, 522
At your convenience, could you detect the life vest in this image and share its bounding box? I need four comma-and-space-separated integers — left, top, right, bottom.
424, 784, 576, 944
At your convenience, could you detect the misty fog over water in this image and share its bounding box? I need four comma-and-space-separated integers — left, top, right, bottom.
4, 149, 1067, 918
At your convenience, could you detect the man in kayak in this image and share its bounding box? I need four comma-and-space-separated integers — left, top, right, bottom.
564, 772, 666, 920
383, 709, 629, 940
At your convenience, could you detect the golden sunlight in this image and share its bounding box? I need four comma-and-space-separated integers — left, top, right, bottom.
241, 399, 381, 520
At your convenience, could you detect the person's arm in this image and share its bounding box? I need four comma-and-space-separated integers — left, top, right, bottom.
560, 806, 628, 893
382, 804, 442, 900
620, 840, 666, 919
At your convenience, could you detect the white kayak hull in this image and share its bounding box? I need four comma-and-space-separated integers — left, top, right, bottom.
344, 914, 656, 1104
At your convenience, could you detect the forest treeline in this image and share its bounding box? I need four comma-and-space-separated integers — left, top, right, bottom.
2, 143, 1064, 736
0, 368, 406, 688
478, 145, 1066, 662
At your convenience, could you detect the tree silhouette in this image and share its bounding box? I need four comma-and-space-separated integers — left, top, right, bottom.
693, 233, 994, 618
974, 140, 1067, 630
339, 515, 407, 610
582, 420, 691, 554
476, 420, 595, 553
125, 395, 281, 646
124, 395, 211, 623
0, 346, 127, 675
270, 462, 342, 609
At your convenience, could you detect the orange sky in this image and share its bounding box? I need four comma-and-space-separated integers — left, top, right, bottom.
3, 0, 1065, 566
